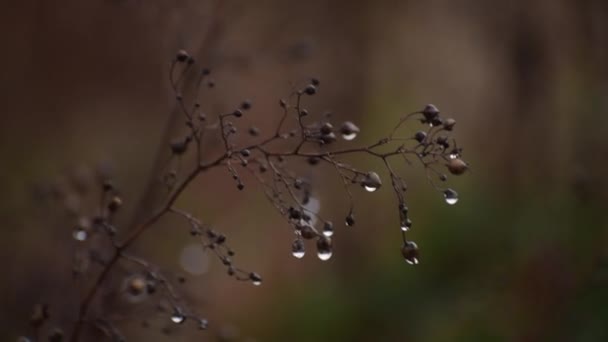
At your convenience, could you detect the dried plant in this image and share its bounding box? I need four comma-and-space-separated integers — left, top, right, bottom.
21, 49, 469, 342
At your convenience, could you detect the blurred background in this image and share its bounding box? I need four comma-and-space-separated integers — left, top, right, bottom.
2, 0, 608, 341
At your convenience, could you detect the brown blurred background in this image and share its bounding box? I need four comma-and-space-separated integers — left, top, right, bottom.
2, 0, 608, 341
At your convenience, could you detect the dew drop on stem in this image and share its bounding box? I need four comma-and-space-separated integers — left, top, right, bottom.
291, 239, 305, 259
443, 188, 459, 205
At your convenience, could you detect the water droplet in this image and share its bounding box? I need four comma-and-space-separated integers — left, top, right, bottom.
322, 221, 334, 237
345, 213, 355, 227
342, 132, 357, 140
400, 219, 412, 232
317, 250, 333, 261
72, 228, 87, 242
401, 241, 420, 265
443, 188, 459, 205
291, 239, 305, 259
316, 236, 333, 261
449, 153, 459, 159
249, 272, 262, 286
171, 310, 186, 324
361, 171, 382, 192
340, 121, 360, 141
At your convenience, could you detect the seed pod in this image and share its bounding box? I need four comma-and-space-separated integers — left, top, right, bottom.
443, 118, 456, 131
422, 104, 440, 121
446, 158, 468, 175
414, 131, 427, 143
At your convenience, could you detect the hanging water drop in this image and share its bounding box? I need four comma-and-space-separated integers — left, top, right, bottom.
291, 239, 305, 259
345, 213, 355, 227
443, 188, 459, 205
171, 309, 186, 324
401, 241, 420, 265
400, 218, 412, 232
72, 228, 87, 242
322, 221, 334, 237
362, 171, 382, 192
316, 236, 333, 261
339, 121, 360, 141
249, 272, 263, 286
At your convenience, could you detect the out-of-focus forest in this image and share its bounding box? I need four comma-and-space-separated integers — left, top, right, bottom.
2, 0, 608, 341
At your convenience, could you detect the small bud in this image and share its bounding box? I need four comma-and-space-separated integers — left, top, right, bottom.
421, 104, 440, 121
345, 213, 355, 227
320, 132, 337, 144
108, 196, 122, 212
300, 109, 309, 117
311, 78, 320, 86
307, 157, 320, 166
430, 116, 443, 127
241, 100, 252, 110
176, 49, 189, 62
320, 122, 333, 135
170, 140, 188, 155
414, 131, 427, 143
240, 149, 251, 157
233, 109, 243, 118
248, 126, 260, 136
304, 84, 317, 95
279, 99, 287, 108
443, 118, 456, 131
